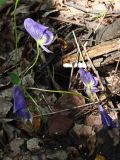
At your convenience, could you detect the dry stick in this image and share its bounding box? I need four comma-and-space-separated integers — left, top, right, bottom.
41, 94, 53, 112
68, 31, 81, 88
114, 56, 120, 73
33, 101, 99, 117
69, 64, 74, 89
72, 31, 85, 64
68, 31, 86, 88
81, 4, 107, 91
41, 52, 61, 91
110, 67, 119, 120
49, 16, 85, 27
111, 54, 120, 92
94, 0, 115, 33
93, 0, 118, 120
110, 108, 120, 111
94, 92, 100, 102
83, 42, 104, 91
79, 105, 99, 118
111, 52, 120, 97
64, 0, 119, 15
25, 91, 43, 116
111, 54, 120, 86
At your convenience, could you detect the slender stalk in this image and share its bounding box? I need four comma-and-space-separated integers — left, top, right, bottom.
23, 42, 41, 76
13, 0, 19, 75
32, 101, 99, 117
25, 90, 43, 118
28, 87, 90, 100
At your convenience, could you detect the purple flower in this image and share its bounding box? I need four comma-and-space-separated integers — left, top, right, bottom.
24, 18, 54, 53
79, 68, 99, 96
98, 105, 116, 129
13, 85, 32, 122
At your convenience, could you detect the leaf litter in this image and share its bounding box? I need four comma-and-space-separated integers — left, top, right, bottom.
0, 0, 120, 160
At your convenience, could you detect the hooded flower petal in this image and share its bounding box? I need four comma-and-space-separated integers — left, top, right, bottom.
93, 76, 99, 86
24, 18, 48, 41
13, 86, 26, 113
79, 68, 89, 84
15, 108, 32, 122
13, 85, 32, 121
98, 105, 116, 129
40, 45, 52, 53
91, 86, 99, 93
79, 68, 99, 95
42, 30, 54, 46
24, 18, 54, 52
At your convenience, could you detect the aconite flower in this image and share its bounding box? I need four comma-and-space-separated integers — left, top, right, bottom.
24, 18, 53, 53
98, 105, 116, 129
79, 68, 99, 96
13, 85, 32, 122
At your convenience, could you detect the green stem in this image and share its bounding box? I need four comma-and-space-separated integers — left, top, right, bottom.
25, 90, 43, 118
13, 0, 19, 75
23, 42, 40, 76
28, 87, 90, 100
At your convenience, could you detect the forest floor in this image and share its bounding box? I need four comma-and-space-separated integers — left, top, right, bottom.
0, 0, 120, 160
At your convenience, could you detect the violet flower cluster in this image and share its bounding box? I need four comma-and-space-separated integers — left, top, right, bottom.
78, 68, 116, 129
98, 105, 116, 129
13, 85, 32, 122
78, 68, 99, 96
24, 18, 53, 53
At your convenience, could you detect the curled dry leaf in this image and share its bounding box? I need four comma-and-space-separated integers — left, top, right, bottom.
95, 154, 106, 160
32, 116, 42, 130
27, 138, 41, 152
105, 73, 120, 94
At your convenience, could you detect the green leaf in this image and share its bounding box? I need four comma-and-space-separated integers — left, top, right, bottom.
0, 0, 6, 6
8, 72, 21, 85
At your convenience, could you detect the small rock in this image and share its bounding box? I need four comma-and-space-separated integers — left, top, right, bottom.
3, 123, 18, 141
0, 96, 12, 118
73, 124, 96, 155
0, 149, 3, 159
31, 155, 40, 160
27, 138, 41, 152
85, 111, 117, 132
47, 150, 67, 160
3, 157, 12, 160
73, 124, 95, 137
21, 154, 32, 160
48, 114, 74, 136
22, 74, 34, 87
67, 146, 80, 159
85, 114, 102, 132
9, 138, 24, 156
0, 88, 12, 99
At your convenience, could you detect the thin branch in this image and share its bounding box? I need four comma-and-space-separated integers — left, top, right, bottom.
33, 101, 99, 117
